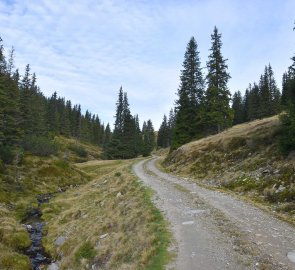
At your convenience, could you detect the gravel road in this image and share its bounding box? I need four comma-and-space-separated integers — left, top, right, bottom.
133, 158, 295, 270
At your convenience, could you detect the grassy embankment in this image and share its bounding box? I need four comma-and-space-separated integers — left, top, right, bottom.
0, 136, 170, 270
163, 115, 295, 224
0, 137, 99, 270
42, 159, 170, 270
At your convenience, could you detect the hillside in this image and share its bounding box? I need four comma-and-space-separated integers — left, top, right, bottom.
0, 137, 99, 269
0, 137, 170, 270
163, 115, 295, 223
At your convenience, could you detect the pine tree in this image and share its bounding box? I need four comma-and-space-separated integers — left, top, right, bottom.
232, 91, 244, 125
20, 64, 34, 135
103, 123, 111, 151
105, 87, 139, 159
168, 108, 176, 147
157, 114, 170, 148
134, 115, 143, 155
280, 38, 295, 153
114, 86, 124, 136
142, 120, 155, 156
248, 83, 260, 120
171, 37, 204, 150
203, 26, 233, 134
258, 65, 281, 118
267, 64, 281, 114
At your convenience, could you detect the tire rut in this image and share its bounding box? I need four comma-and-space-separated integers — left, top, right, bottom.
133, 158, 295, 270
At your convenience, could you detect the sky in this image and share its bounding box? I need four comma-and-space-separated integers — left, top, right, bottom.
0, 0, 294, 129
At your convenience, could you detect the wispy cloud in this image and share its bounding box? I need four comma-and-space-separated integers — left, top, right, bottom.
0, 0, 294, 129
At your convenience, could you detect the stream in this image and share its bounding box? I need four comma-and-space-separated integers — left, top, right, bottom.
23, 194, 54, 270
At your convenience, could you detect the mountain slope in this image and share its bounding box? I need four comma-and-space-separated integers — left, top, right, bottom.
164, 115, 295, 223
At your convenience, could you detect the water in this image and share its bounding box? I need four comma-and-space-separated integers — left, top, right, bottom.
23, 194, 53, 270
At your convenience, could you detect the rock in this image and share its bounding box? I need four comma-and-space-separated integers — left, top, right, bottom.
182, 221, 194, 225
54, 236, 66, 246
24, 224, 33, 232
116, 192, 122, 198
276, 185, 285, 193
99, 233, 108, 239
47, 262, 59, 270
287, 251, 295, 263
262, 169, 271, 174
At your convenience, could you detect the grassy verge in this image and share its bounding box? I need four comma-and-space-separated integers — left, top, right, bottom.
42, 159, 170, 270
162, 115, 295, 225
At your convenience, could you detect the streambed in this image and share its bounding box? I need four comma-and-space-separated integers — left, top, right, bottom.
23, 194, 54, 270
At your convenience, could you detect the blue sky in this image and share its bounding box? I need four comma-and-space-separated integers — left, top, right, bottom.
0, 0, 294, 129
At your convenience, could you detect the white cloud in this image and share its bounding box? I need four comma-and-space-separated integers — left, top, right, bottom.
0, 0, 294, 129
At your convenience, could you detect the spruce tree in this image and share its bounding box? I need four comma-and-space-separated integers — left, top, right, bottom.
142, 120, 155, 156
204, 26, 232, 134
232, 91, 244, 125
157, 114, 169, 148
171, 37, 204, 150
258, 65, 281, 118
280, 33, 295, 153
105, 87, 138, 159
248, 83, 260, 121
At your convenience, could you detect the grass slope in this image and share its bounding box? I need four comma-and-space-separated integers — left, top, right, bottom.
0, 136, 100, 269
42, 159, 170, 270
164, 115, 295, 224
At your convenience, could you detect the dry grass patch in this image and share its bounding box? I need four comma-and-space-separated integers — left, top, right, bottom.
54, 136, 102, 162
43, 159, 170, 270
164, 115, 295, 223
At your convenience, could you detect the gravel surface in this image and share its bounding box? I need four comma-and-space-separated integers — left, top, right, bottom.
133, 158, 295, 270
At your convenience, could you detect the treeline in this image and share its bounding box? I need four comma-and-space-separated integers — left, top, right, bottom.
0, 37, 107, 163
158, 25, 295, 154
104, 87, 155, 159
232, 64, 281, 125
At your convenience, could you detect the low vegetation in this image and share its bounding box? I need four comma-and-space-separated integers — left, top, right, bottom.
42, 159, 170, 270
164, 115, 295, 223
0, 137, 100, 270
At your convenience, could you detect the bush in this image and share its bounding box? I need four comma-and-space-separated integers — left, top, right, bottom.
68, 144, 88, 158
22, 136, 58, 156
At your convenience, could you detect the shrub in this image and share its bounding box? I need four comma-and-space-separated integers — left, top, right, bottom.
22, 136, 58, 156
68, 144, 88, 158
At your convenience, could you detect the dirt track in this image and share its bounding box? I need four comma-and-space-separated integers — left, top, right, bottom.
133, 158, 295, 270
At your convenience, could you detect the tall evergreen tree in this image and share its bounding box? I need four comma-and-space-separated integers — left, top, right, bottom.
105, 87, 139, 159
142, 119, 155, 156
280, 25, 295, 153
232, 91, 244, 125
157, 114, 170, 148
248, 83, 261, 121
203, 26, 233, 134
171, 37, 204, 150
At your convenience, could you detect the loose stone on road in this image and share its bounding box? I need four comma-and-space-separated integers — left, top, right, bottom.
133, 158, 295, 270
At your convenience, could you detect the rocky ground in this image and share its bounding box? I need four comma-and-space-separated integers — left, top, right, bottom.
133, 158, 295, 270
